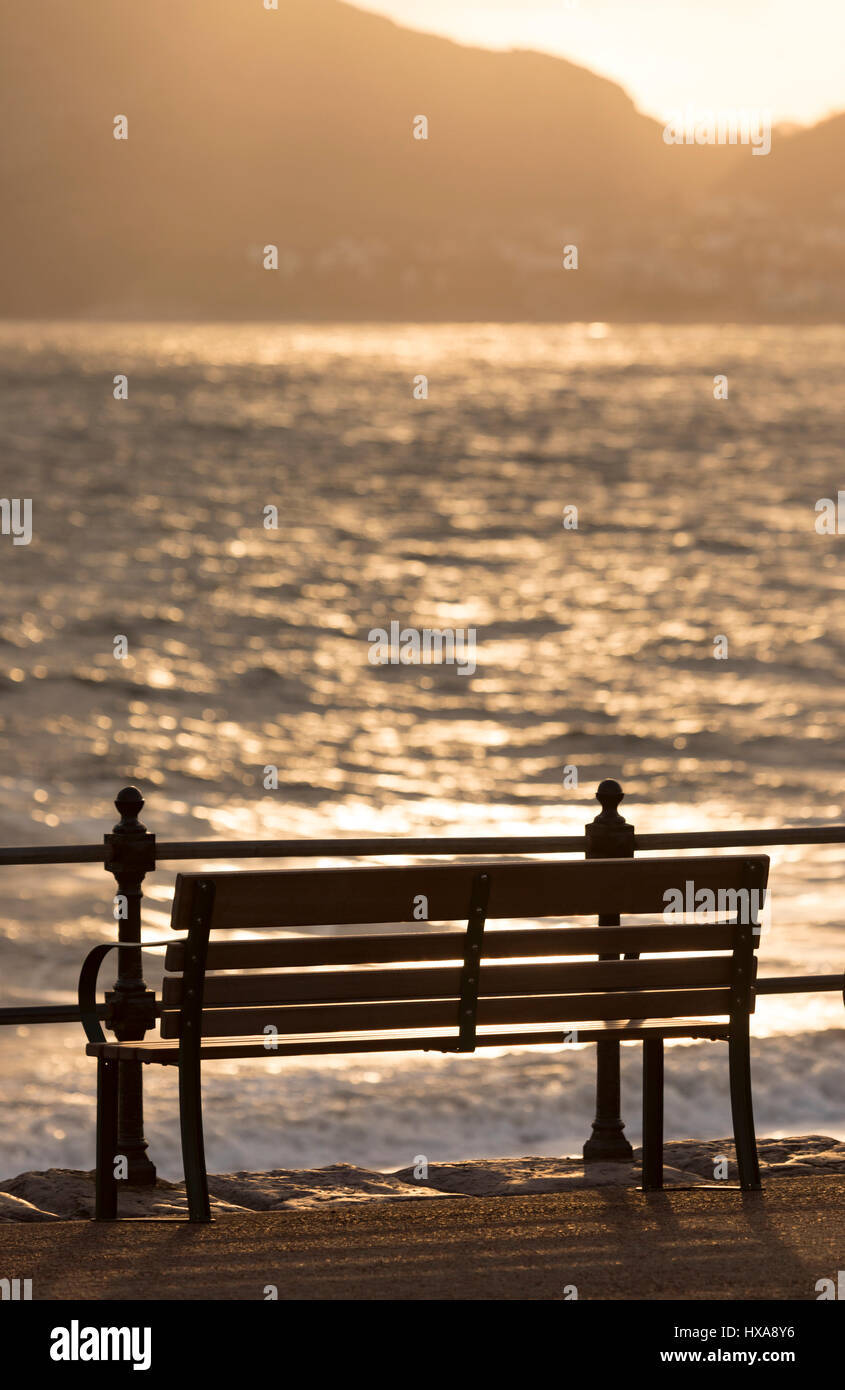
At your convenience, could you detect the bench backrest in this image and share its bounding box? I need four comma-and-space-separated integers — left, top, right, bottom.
161, 855, 768, 1045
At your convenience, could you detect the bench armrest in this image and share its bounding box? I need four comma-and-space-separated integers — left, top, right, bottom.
77, 939, 183, 1045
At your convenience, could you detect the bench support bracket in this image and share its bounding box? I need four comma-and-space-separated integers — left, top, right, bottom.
451, 871, 491, 1053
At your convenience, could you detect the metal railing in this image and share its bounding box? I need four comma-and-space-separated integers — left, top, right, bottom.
1, 779, 843, 1180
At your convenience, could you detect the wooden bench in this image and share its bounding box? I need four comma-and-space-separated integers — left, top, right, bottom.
79, 853, 769, 1221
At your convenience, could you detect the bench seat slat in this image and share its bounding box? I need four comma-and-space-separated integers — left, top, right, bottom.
159, 986, 735, 1038
89, 1018, 731, 1063
170, 856, 766, 930
162, 955, 734, 1007
163, 923, 737, 973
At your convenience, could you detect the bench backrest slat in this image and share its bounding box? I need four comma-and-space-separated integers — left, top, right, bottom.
163, 922, 737, 973
169, 856, 765, 931
159, 987, 735, 1039
161, 954, 736, 1008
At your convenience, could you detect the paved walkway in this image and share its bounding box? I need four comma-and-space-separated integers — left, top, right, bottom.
1, 1176, 841, 1300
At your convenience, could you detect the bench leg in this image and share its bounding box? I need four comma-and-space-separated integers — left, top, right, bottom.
179, 1050, 212, 1223
642, 1039, 664, 1191
729, 1024, 761, 1191
95, 1058, 119, 1220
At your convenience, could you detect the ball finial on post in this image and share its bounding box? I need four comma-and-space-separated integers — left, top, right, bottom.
595, 779, 625, 825
113, 786, 146, 834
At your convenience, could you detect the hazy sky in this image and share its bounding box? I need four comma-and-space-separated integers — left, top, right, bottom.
351, 0, 844, 126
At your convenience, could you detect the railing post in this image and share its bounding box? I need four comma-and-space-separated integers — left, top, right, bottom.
583, 778, 635, 1163
104, 786, 157, 1185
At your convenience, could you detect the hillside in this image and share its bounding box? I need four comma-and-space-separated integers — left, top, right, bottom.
0, 0, 841, 319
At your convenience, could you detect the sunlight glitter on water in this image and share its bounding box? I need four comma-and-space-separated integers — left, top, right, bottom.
0, 322, 844, 1167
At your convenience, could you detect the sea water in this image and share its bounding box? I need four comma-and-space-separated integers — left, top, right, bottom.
0, 321, 843, 1177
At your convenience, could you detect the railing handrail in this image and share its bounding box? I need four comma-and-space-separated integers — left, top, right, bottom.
1, 969, 843, 1030
2, 823, 845, 867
